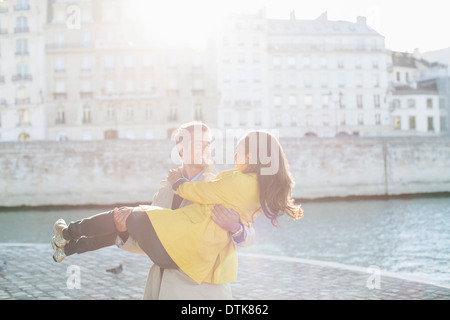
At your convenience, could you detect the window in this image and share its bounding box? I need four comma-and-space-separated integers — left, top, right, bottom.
105, 80, 114, 93
126, 105, 134, 120
287, 74, 296, 87
273, 95, 282, 108
355, 56, 362, 69
304, 94, 313, 108
193, 54, 203, 68
427, 98, 433, 109
143, 55, 153, 68
288, 95, 297, 107
373, 74, 380, 87
253, 70, 261, 83
357, 95, 363, 109
82, 106, 91, 124
15, 16, 28, 33
81, 56, 92, 71
396, 72, 401, 82
16, 39, 28, 54
375, 114, 381, 125
105, 56, 114, 69
169, 105, 178, 121
408, 99, 415, 109
409, 116, 416, 130
273, 74, 281, 87
303, 74, 312, 88
323, 114, 329, 126
195, 104, 203, 121
254, 112, 261, 126
272, 56, 281, 68
319, 56, 327, 68
306, 114, 313, 126
107, 105, 115, 121
393, 99, 401, 110
337, 74, 345, 88
125, 79, 134, 92
372, 58, 379, 69
374, 95, 381, 108
337, 56, 344, 68
440, 117, 448, 132
358, 113, 364, 125
238, 70, 246, 83
56, 107, 66, 124
340, 113, 346, 125
223, 71, 231, 83
393, 116, 401, 129
239, 111, 247, 126
427, 117, 434, 132
322, 94, 329, 109
303, 56, 311, 68
320, 74, 328, 88
355, 74, 363, 88
124, 55, 134, 69
224, 112, 231, 127
252, 53, 260, 63
55, 57, 65, 72
54, 34, 64, 49
19, 109, 29, 126
167, 55, 177, 68
287, 56, 296, 68
145, 104, 153, 120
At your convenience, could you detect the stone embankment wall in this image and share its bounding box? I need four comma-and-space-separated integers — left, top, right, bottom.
1, 137, 449, 207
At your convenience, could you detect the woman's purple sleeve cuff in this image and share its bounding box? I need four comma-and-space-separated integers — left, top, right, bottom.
172, 177, 189, 191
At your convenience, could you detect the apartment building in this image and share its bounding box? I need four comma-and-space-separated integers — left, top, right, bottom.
44, 0, 218, 141
390, 51, 444, 135
0, 0, 46, 141
217, 11, 393, 138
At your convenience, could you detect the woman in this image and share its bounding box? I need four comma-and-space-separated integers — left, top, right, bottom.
51, 131, 303, 284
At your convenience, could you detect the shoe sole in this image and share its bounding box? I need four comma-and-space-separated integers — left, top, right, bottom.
51, 237, 64, 263
53, 219, 67, 248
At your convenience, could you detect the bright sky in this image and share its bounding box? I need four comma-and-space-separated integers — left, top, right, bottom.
221, 0, 449, 53
142, 0, 449, 53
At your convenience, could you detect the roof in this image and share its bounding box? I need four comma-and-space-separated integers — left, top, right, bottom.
267, 12, 383, 37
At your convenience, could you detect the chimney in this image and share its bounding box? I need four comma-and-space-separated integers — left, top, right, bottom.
316, 11, 328, 22
290, 10, 296, 21
357, 16, 367, 25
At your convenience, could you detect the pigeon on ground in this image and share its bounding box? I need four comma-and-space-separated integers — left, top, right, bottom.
106, 263, 123, 274
0, 261, 7, 273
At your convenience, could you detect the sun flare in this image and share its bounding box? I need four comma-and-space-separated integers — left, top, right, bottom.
133, 0, 228, 48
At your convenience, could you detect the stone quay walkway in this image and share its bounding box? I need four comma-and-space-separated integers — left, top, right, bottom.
1, 243, 449, 300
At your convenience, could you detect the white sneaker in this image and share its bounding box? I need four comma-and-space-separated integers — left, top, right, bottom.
53, 218, 69, 248
51, 237, 66, 262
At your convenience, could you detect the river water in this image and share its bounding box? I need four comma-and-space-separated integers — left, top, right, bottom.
1, 196, 449, 287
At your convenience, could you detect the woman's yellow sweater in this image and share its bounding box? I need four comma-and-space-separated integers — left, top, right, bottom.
141, 169, 261, 284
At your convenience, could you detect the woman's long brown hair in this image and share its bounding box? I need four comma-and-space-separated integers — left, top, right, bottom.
240, 131, 304, 227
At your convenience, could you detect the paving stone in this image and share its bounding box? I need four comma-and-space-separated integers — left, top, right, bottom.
0, 244, 449, 300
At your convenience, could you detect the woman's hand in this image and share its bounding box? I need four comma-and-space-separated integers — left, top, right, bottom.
211, 204, 242, 234
113, 207, 133, 232
167, 167, 183, 185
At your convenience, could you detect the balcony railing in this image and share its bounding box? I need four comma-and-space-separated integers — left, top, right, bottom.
0, 28, 8, 35
14, 5, 30, 11
12, 74, 32, 81
15, 51, 29, 56
14, 26, 29, 33
15, 98, 30, 105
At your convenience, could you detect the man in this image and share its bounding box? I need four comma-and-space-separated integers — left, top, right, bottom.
114, 122, 255, 299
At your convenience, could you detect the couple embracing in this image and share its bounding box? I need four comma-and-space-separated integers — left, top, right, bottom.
51, 122, 303, 299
